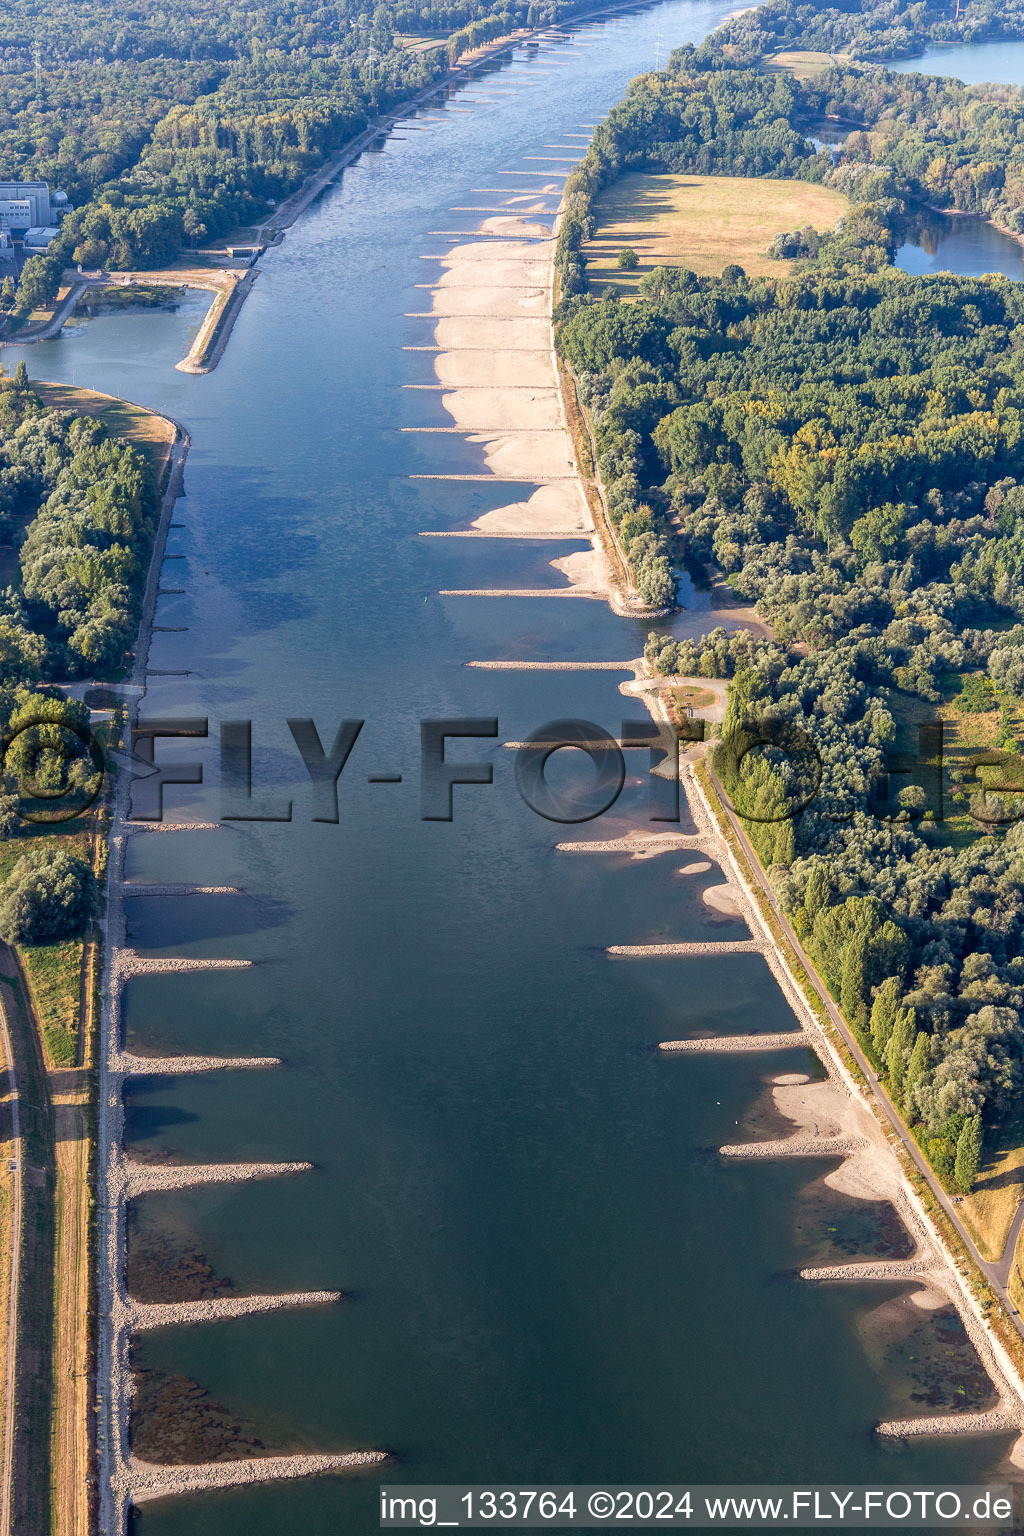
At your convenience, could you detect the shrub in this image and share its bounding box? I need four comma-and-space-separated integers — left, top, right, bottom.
0, 843, 96, 945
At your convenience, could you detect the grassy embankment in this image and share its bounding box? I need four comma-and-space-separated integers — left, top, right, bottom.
32, 382, 175, 484
583, 171, 848, 292
0, 833, 90, 1071
1, 284, 75, 336
0, 381, 170, 1533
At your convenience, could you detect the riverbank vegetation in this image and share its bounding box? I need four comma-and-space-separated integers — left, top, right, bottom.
552, 23, 1024, 1191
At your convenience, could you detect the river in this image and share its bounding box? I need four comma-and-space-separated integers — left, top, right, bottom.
6, 8, 1017, 1531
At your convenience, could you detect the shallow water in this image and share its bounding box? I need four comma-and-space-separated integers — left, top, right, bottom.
889, 38, 1024, 85
4, 8, 1017, 1530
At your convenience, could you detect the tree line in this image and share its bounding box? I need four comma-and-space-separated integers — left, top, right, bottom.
0, 370, 151, 944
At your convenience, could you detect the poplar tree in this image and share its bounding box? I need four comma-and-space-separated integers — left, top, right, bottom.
905, 1031, 930, 1095
886, 1007, 915, 1095
954, 1115, 983, 1194
840, 938, 869, 1027
803, 864, 831, 921
869, 976, 900, 1059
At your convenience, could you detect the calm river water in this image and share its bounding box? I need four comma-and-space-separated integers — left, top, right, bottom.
6, 8, 1017, 1531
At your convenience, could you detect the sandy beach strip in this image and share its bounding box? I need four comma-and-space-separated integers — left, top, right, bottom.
607, 940, 762, 956
129, 1450, 388, 1504
659, 1033, 812, 1053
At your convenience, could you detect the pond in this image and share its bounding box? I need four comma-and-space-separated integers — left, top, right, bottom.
894, 208, 1024, 280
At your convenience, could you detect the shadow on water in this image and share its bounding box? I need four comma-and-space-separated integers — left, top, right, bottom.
895, 207, 1024, 280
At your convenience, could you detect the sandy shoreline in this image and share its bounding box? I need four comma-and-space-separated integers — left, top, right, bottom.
426, 192, 673, 614
423, 183, 628, 596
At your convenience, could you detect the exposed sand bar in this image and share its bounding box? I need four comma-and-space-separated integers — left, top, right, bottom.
676, 755, 1024, 1446
415, 290, 549, 317
434, 353, 555, 385
800, 1261, 938, 1282
440, 385, 558, 425
130, 1291, 343, 1330
607, 940, 762, 956
659, 1032, 812, 1053
556, 833, 710, 853
130, 1451, 388, 1504
435, 315, 551, 347
422, 216, 616, 589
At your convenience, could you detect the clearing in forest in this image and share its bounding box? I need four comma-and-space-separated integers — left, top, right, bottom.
584, 171, 848, 289
765, 50, 850, 78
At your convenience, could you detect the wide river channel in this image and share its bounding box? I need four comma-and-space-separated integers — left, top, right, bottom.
7, 6, 1021, 1530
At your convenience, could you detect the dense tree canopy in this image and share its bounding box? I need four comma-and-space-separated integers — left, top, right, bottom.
0, 841, 96, 944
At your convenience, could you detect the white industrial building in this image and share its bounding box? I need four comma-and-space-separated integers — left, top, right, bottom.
23, 226, 59, 249
0, 183, 68, 235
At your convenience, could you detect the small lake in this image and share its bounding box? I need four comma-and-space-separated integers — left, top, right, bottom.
889, 37, 1024, 85
894, 208, 1024, 279
870, 39, 1024, 277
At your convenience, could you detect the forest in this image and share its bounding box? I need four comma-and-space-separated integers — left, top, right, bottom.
0, 368, 149, 939
553, 28, 1024, 1182
0, 0, 607, 309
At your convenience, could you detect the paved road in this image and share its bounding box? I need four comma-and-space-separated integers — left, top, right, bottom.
705, 757, 1024, 1341
0, 992, 20, 1536
0, 278, 97, 345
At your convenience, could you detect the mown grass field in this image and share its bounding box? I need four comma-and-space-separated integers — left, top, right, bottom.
961, 1111, 1024, 1261
765, 49, 850, 78
31, 381, 175, 482
584, 171, 849, 290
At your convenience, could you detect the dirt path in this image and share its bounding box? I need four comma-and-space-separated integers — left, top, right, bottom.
0, 282, 88, 345
50, 1066, 90, 1536
0, 986, 20, 1536
0, 959, 55, 1536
